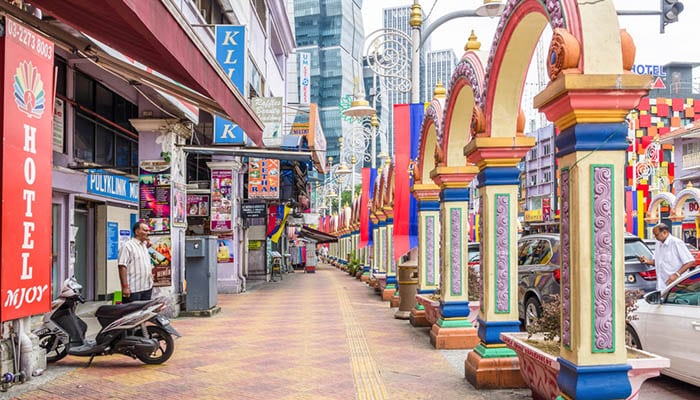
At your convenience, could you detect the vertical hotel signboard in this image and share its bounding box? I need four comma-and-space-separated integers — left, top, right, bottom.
0, 17, 54, 321
299, 52, 311, 105
213, 25, 246, 145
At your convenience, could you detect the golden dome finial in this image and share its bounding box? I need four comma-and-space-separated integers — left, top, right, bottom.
410, 3, 422, 28
687, 181, 694, 189
465, 30, 481, 51
434, 81, 446, 98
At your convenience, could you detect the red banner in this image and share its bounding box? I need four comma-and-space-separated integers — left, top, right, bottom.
393, 104, 411, 261
359, 168, 370, 248
1, 17, 55, 321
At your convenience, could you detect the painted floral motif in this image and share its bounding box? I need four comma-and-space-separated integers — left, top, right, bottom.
561, 168, 571, 347
479, 197, 484, 310
451, 208, 462, 296
426, 216, 436, 285
593, 166, 614, 351
496, 194, 510, 312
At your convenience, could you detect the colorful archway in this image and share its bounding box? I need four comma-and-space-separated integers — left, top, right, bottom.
461, 1, 650, 397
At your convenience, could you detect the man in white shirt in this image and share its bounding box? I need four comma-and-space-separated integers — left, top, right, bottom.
638, 223, 695, 291
118, 221, 154, 302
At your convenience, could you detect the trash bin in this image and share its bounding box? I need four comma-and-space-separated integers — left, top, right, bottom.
185, 236, 218, 311
395, 260, 418, 320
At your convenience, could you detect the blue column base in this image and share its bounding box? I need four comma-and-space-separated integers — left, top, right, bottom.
477, 318, 521, 345
439, 300, 470, 318
386, 275, 397, 285
362, 266, 370, 273
557, 357, 631, 400
417, 289, 435, 294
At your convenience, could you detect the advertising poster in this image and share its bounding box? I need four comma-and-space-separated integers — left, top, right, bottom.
187, 194, 210, 217
107, 222, 119, 260
211, 169, 233, 231
252, 97, 283, 147
172, 182, 187, 227
217, 234, 234, 264
139, 161, 171, 234
248, 158, 280, 199
150, 235, 172, 287
0, 17, 55, 321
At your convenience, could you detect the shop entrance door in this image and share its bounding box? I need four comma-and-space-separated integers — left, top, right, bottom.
74, 202, 95, 300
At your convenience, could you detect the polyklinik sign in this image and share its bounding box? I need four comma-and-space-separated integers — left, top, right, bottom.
0, 17, 54, 321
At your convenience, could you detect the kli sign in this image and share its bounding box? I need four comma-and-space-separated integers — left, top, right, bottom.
0, 17, 54, 321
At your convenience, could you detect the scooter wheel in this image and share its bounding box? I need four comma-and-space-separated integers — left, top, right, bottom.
136, 326, 174, 365
38, 333, 68, 363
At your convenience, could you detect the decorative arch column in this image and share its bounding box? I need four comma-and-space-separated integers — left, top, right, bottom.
382, 162, 397, 301
535, 42, 650, 400
410, 83, 446, 326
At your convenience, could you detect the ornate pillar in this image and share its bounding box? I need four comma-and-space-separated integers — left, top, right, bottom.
409, 183, 441, 327
536, 73, 649, 399
383, 204, 396, 301
463, 136, 532, 389
429, 166, 479, 349
670, 215, 683, 239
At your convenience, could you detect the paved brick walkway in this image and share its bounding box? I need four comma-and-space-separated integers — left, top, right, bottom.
12, 264, 531, 400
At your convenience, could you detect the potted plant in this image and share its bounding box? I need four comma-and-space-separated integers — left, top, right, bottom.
501, 290, 669, 400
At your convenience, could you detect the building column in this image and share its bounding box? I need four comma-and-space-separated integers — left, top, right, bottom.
670, 216, 683, 239
383, 205, 396, 301
535, 74, 649, 399
429, 166, 479, 349
410, 184, 441, 327
463, 158, 530, 389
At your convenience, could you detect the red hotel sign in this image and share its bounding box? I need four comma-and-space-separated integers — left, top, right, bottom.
0, 17, 54, 321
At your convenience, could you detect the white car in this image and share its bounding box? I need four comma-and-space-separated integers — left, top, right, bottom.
626, 269, 700, 387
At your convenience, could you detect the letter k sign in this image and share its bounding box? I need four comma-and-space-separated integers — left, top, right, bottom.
214, 115, 244, 144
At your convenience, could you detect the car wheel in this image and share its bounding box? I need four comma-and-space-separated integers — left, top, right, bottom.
625, 325, 642, 349
524, 297, 542, 329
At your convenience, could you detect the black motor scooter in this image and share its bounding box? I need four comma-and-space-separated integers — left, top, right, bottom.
33, 277, 180, 366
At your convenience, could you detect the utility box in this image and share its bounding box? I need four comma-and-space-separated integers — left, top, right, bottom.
185, 236, 218, 310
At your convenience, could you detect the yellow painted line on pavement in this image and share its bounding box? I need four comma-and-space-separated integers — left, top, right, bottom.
329, 273, 388, 400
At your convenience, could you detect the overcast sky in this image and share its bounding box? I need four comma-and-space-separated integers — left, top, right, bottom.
361, 0, 699, 66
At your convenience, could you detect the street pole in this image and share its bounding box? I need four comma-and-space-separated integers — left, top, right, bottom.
410, 0, 421, 104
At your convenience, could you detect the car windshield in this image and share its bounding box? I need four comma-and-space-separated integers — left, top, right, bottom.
625, 239, 653, 259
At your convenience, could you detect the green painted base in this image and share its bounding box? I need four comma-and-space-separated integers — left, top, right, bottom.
436, 318, 472, 328
415, 304, 425, 310
385, 284, 396, 290
474, 343, 517, 359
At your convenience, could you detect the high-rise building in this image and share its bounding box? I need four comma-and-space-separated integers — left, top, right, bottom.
425, 49, 458, 101
293, 0, 365, 159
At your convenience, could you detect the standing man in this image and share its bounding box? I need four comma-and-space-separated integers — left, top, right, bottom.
118, 221, 154, 302
638, 223, 695, 291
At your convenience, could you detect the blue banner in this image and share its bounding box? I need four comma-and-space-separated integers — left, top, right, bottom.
408, 104, 423, 249
87, 170, 138, 203
107, 222, 119, 260
214, 25, 245, 145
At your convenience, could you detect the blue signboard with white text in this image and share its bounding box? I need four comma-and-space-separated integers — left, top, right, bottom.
87, 170, 139, 203
214, 25, 246, 145
107, 222, 119, 260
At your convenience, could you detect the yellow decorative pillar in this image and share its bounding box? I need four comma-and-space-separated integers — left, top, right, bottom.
534, 72, 650, 398
428, 166, 479, 349
463, 136, 533, 389
409, 183, 441, 327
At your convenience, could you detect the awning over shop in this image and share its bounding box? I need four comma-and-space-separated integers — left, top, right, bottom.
27, 0, 264, 145
178, 145, 313, 162
299, 226, 337, 244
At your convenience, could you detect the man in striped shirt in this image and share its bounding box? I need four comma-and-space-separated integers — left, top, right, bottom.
118, 221, 154, 302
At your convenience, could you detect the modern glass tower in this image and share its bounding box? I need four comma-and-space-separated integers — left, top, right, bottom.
425, 49, 457, 100
293, 0, 365, 159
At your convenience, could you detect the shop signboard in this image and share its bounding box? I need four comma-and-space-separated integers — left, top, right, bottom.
87, 169, 139, 204
252, 97, 283, 147
524, 209, 543, 222
241, 203, 266, 219
187, 194, 210, 217
211, 169, 233, 231
139, 161, 171, 234
213, 25, 246, 145
53, 97, 64, 152
0, 17, 55, 321
299, 52, 311, 105
107, 222, 119, 260
150, 235, 172, 287
248, 158, 280, 199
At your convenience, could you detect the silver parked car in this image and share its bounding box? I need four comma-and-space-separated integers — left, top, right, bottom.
518, 233, 657, 328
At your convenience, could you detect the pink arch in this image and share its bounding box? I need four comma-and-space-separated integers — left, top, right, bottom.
441, 52, 485, 161
417, 99, 442, 184
482, 0, 583, 134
